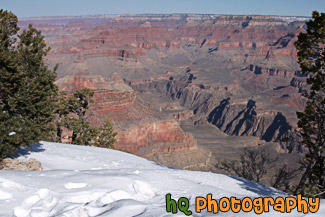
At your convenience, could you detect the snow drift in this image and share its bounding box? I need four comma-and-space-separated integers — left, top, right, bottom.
0, 141, 324, 217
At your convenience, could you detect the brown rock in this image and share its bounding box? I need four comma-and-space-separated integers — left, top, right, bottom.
115, 120, 197, 154
1, 158, 43, 171
55, 74, 198, 156
26, 159, 43, 171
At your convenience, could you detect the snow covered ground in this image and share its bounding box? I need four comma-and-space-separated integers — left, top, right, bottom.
0, 141, 324, 217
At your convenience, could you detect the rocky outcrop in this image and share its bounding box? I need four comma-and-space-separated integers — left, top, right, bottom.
56, 73, 136, 114
0, 158, 43, 171
115, 120, 197, 155
130, 74, 223, 111
56, 74, 199, 156
248, 64, 298, 78
290, 77, 307, 89
130, 74, 295, 143
169, 110, 194, 122
207, 99, 292, 142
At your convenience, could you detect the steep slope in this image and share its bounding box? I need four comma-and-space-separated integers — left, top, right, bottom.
18, 14, 310, 172
55, 74, 206, 169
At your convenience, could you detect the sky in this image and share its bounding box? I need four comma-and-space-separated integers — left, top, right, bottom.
1, 0, 325, 18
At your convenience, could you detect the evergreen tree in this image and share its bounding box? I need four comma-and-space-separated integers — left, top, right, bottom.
62, 116, 98, 146
0, 10, 58, 159
294, 11, 325, 198
54, 91, 70, 143
56, 88, 117, 148
68, 88, 94, 123
59, 88, 96, 145
98, 118, 117, 148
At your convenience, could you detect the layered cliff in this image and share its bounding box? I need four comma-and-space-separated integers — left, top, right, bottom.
19, 14, 307, 76
56, 74, 200, 166
130, 72, 299, 144
18, 14, 310, 170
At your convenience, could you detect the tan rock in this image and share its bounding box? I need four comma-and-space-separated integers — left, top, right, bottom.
0, 158, 43, 171
26, 158, 43, 171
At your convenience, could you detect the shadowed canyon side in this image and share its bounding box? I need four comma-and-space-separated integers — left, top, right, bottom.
55, 74, 207, 169
19, 14, 309, 172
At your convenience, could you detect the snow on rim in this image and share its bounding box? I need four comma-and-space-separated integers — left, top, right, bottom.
0, 141, 324, 217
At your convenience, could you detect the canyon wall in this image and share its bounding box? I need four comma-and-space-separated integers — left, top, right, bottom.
56, 74, 199, 161
19, 14, 309, 169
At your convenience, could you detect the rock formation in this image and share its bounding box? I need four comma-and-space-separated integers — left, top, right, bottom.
0, 158, 43, 171
18, 14, 310, 171
56, 74, 202, 168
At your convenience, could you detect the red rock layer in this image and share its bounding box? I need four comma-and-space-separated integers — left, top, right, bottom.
115, 120, 197, 154
55, 74, 198, 155
19, 15, 306, 62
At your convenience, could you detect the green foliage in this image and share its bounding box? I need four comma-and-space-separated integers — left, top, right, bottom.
55, 88, 94, 144
53, 91, 70, 142
0, 10, 116, 160
295, 11, 325, 90
98, 118, 117, 148
55, 88, 117, 148
294, 11, 325, 198
68, 88, 94, 122
0, 10, 58, 159
62, 116, 98, 146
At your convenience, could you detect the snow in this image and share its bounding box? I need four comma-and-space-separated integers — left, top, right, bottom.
0, 189, 12, 200
64, 183, 88, 190
0, 141, 324, 217
272, 16, 310, 23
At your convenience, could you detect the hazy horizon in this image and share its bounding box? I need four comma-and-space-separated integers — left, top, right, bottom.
18, 13, 313, 20
2, 0, 324, 18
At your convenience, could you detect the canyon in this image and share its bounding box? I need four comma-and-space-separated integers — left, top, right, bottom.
19, 14, 309, 177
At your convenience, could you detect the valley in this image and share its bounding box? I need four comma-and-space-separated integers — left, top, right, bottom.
18, 14, 309, 184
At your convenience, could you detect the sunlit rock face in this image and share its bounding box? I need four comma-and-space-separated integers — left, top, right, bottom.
20, 14, 309, 170
56, 74, 198, 162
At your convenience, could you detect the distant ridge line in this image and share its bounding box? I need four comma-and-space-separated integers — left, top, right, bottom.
19, 13, 310, 21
